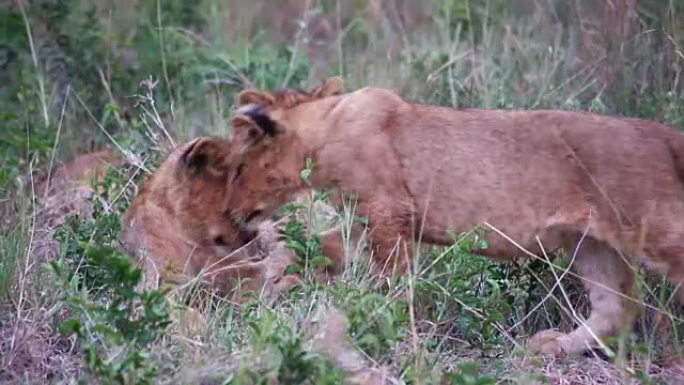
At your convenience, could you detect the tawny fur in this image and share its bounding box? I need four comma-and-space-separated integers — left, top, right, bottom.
22, 148, 120, 266
224, 77, 684, 355
33, 148, 120, 198
120, 137, 299, 301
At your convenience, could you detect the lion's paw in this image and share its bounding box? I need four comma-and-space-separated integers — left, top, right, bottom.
528, 329, 569, 356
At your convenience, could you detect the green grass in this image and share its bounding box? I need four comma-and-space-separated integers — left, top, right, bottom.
1, 0, 683, 384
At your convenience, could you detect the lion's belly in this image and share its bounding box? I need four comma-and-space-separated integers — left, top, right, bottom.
414, 185, 582, 257
406, 161, 588, 257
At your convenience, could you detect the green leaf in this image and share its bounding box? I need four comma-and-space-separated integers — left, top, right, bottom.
309, 255, 331, 267
286, 240, 307, 254
299, 168, 311, 183
284, 263, 302, 275
59, 318, 82, 336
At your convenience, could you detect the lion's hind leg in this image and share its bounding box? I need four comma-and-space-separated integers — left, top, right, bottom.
642, 206, 684, 304
528, 237, 636, 355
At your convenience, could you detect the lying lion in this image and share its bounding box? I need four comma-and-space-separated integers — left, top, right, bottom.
217, 77, 684, 355
120, 137, 300, 301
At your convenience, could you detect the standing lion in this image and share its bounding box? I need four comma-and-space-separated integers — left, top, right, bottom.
215, 77, 684, 356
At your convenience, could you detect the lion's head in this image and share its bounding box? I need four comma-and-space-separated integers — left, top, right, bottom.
226, 77, 345, 230
123, 137, 257, 258
171, 136, 261, 255
122, 136, 303, 299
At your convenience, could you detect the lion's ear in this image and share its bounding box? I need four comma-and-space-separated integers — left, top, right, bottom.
311, 77, 344, 98
237, 89, 276, 107
231, 106, 279, 146
179, 137, 230, 175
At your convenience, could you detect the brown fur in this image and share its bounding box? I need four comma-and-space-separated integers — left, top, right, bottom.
19, 149, 121, 265
223, 77, 684, 355
120, 137, 299, 301
33, 148, 119, 197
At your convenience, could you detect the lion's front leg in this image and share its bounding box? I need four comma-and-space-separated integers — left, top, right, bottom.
320, 222, 366, 276
528, 237, 636, 355
319, 218, 411, 277
359, 198, 415, 277
368, 225, 413, 276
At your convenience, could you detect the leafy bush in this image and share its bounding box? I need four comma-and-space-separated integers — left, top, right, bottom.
228, 306, 344, 385
414, 228, 573, 354
46, 161, 170, 384
49, 242, 170, 384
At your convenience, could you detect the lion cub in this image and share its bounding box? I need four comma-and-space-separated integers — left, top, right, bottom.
220, 77, 684, 355
120, 137, 299, 301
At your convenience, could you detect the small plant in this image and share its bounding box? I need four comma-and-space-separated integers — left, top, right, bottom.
330, 283, 409, 359
280, 158, 332, 276
226, 306, 344, 385
414, 228, 560, 355
48, 241, 170, 385
46, 168, 170, 384
415, 231, 503, 353
279, 205, 331, 276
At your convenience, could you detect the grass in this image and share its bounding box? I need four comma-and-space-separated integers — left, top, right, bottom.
1, 0, 683, 384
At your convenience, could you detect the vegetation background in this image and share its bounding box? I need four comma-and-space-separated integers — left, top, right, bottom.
1, 0, 683, 384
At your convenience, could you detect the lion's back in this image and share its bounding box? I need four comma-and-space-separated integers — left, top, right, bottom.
389, 106, 683, 245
